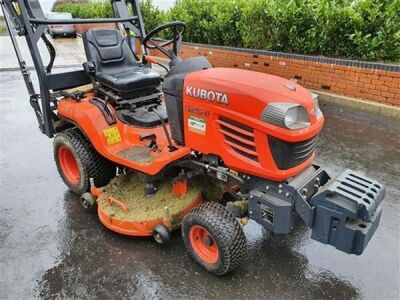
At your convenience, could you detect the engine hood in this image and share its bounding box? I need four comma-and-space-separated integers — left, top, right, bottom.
188, 68, 313, 106
183, 67, 323, 140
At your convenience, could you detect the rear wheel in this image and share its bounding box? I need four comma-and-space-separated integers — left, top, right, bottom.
182, 202, 247, 275
54, 128, 116, 194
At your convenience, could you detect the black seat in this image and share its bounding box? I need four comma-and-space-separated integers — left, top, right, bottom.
83, 29, 161, 97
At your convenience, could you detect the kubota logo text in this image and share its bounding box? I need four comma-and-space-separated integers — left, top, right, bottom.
186, 86, 229, 105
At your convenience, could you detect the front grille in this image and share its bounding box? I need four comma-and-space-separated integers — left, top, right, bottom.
268, 135, 318, 169
216, 117, 258, 161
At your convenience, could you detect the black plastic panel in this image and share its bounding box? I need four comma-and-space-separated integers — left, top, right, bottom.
268, 135, 318, 169
162, 57, 212, 145
163, 66, 186, 144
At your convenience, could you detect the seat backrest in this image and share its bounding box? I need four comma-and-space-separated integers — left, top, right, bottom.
83, 29, 138, 75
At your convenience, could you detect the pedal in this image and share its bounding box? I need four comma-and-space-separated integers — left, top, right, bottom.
139, 134, 158, 150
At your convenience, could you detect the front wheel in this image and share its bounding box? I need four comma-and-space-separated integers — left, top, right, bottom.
53, 128, 116, 194
181, 202, 247, 275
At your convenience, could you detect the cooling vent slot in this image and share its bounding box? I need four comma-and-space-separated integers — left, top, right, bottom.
216, 117, 258, 161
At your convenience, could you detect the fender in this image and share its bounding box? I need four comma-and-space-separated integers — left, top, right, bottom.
57, 93, 191, 175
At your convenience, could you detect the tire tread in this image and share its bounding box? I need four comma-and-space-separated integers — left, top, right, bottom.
182, 202, 247, 275
54, 127, 115, 193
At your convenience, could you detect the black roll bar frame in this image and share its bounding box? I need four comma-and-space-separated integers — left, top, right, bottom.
0, 0, 148, 138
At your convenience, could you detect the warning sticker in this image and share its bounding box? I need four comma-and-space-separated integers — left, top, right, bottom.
103, 126, 122, 145
188, 116, 206, 134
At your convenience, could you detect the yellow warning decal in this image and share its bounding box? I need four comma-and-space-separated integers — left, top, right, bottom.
103, 126, 122, 145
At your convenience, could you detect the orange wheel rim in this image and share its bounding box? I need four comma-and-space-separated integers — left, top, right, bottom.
189, 225, 219, 264
58, 146, 80, 185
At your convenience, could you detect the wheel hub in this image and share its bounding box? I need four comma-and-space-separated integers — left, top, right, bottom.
203, 235, 214, 246
189, 225, 219, 264
154, 233, 162, 243
58, 146, 80, 185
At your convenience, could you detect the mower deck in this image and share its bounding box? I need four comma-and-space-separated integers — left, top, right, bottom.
96, 174, 222, 236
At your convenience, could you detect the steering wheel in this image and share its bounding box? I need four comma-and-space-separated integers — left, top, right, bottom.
142, 21, 186, 62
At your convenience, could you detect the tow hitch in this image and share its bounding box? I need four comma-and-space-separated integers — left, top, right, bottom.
246, 166, 384, 255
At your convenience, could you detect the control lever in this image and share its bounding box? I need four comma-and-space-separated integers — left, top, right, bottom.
89, 97, 116, 125
60, 90, 85, 102
83, 61, 96, 74
150, 107, 176, 152
143, 55, 169, 73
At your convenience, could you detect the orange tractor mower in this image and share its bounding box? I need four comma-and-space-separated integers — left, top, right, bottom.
2, 0, 385, 275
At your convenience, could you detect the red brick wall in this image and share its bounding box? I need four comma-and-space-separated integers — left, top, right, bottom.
141, 40, 399, 106
75, 23, 116, 34
179, 44, 400, 106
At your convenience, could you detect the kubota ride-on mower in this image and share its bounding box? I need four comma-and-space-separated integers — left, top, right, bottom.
2, 0, 385, 275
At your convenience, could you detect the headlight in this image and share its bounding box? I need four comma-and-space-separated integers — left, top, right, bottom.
262, 103, 311, 130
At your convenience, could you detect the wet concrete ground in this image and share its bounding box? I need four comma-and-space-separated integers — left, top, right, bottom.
0, 36, 85, 70
0, 70, 399, 299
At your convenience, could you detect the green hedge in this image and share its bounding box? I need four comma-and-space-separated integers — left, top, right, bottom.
53, 0, 113, 19
53, 0, 400, 62
52, 0, 164, 31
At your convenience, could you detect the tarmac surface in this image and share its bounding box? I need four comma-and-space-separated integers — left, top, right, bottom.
0, 30, 399, 299
0, 68, 399, 300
